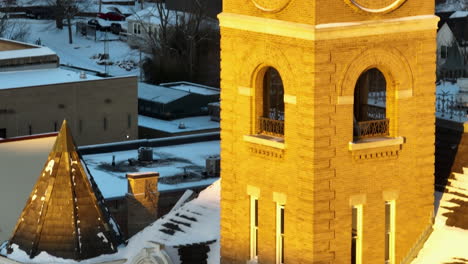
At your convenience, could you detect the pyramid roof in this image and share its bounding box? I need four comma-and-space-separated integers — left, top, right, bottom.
7, 121, 122, 260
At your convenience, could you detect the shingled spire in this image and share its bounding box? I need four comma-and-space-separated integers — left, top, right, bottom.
7, 120, 122, 260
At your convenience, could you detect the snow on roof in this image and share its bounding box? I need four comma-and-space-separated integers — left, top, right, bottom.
162, 82, 220, 96
138, 115, 219, 133
138, 82, 188, 104
411, 169, 468, 263
0, 67, 102, 90
82, 140, 220, 199
449, 10, 468, 19
126, 179, 220, 246
0, 44, 56, 61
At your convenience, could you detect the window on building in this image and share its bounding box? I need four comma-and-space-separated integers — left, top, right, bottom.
0, 128, 6, 138
28, 125, 32, 135
441, 45, 447, 59
353, 68, 387, 140
128, 114, 132, 129
258, 67, 284, 137
54, 121, 57, 132
351, 205, 362, 264
385, 201, 395, 264
250, 196, 258, 261
133, 23, 141, 35
276, 204, 285, 264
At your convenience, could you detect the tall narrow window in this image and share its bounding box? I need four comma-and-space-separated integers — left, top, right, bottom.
128, 114, 132, 129
250, 196, 258, 261
28, 125, 32, 135
353, 68, 387, 140
351, 205, 362, 264
259, 67, 284, 137
54, 121, 57, 132
276, 204, 285, 264
385, 201, 396, 264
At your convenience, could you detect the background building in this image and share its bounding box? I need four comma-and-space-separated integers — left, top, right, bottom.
219, 0, 438, 263
0, 38, 138, 146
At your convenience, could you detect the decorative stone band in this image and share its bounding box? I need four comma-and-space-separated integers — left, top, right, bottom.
218, 13, 439, 41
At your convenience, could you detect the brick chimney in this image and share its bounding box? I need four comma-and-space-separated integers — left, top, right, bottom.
126, 172, 159, 237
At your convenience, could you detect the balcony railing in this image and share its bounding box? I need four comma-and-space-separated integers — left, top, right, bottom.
258, 117, 284, 137
356, 119, 390, 139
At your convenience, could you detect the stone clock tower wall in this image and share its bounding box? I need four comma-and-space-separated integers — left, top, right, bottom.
219, 0, 438, 263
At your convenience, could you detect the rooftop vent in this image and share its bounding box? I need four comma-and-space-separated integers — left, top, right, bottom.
138, 147, 153, 162
79, 71, 87, 79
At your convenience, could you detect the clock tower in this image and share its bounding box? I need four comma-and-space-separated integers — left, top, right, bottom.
219, 0, 438, 263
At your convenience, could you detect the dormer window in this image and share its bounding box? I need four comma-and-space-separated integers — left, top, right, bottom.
353, 68, 388, 140
258, 67, 284, 137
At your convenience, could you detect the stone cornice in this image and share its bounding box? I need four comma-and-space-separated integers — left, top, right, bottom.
218, 13, 439, 41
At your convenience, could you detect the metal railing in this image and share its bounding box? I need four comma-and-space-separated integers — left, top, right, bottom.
436, 92, 467, 122
357, 119, 390, 139
366, 104, 386, 120
258, 117, 284, 137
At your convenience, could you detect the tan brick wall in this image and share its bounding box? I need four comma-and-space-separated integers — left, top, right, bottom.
220, 3, 437, 264
0, 76, 138, 145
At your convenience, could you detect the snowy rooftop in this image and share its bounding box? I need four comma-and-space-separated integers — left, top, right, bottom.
162, 82, 220, 96
138, 82, 189, 103
0, 180, 221, 264
82, 140, 220, 199
0, 39, 56, 61
138, 82, 220, 103
0, 67, 102, 89
138, 115, 220, 133
449, 10, 468, 19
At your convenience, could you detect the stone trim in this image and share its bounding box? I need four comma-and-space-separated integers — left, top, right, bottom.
382, 190, 399, 201
348, 136, 404, 151
273, 192, 287, 205
219, 13, 439, 41
337, 96, 354, 105
284, 94, 296, 105
244, 135, 286, 149
349, 194, 367, 206
396, 89, 413, 99
247, 185, 260, 197
239, 86, 253, 96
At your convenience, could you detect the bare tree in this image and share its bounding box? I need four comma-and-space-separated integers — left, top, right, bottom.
49, 0, 90, 44
138, 0, 219, 85
0, 13, 31, 42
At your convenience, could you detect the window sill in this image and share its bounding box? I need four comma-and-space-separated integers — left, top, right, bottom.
348, 136, 404, 151
243, 134, 285, 149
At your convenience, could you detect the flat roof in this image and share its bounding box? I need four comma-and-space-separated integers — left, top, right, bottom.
0, 39, 56, 60
138, 82, 188, 104
82, 139, 220, 199
138, 115, 220, 133
0, 67, 102, 89
162, 81, 220, 96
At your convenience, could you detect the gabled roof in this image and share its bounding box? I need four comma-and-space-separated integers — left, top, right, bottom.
6, 121, 122, 260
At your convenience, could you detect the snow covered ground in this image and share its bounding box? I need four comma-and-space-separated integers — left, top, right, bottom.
13, 18, 144, 77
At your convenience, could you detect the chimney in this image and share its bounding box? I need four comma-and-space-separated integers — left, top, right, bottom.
126, 172, 159, 237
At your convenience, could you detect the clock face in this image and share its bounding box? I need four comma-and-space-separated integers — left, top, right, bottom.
345, 0, 406, 13
252, 0, 291, 12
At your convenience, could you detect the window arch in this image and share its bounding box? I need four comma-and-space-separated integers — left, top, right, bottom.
258, 67, 284, 137
353, 68, 388, 140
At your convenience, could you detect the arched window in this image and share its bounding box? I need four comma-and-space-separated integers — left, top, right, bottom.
353, 68, 388, 140
258, 67, 284, 137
